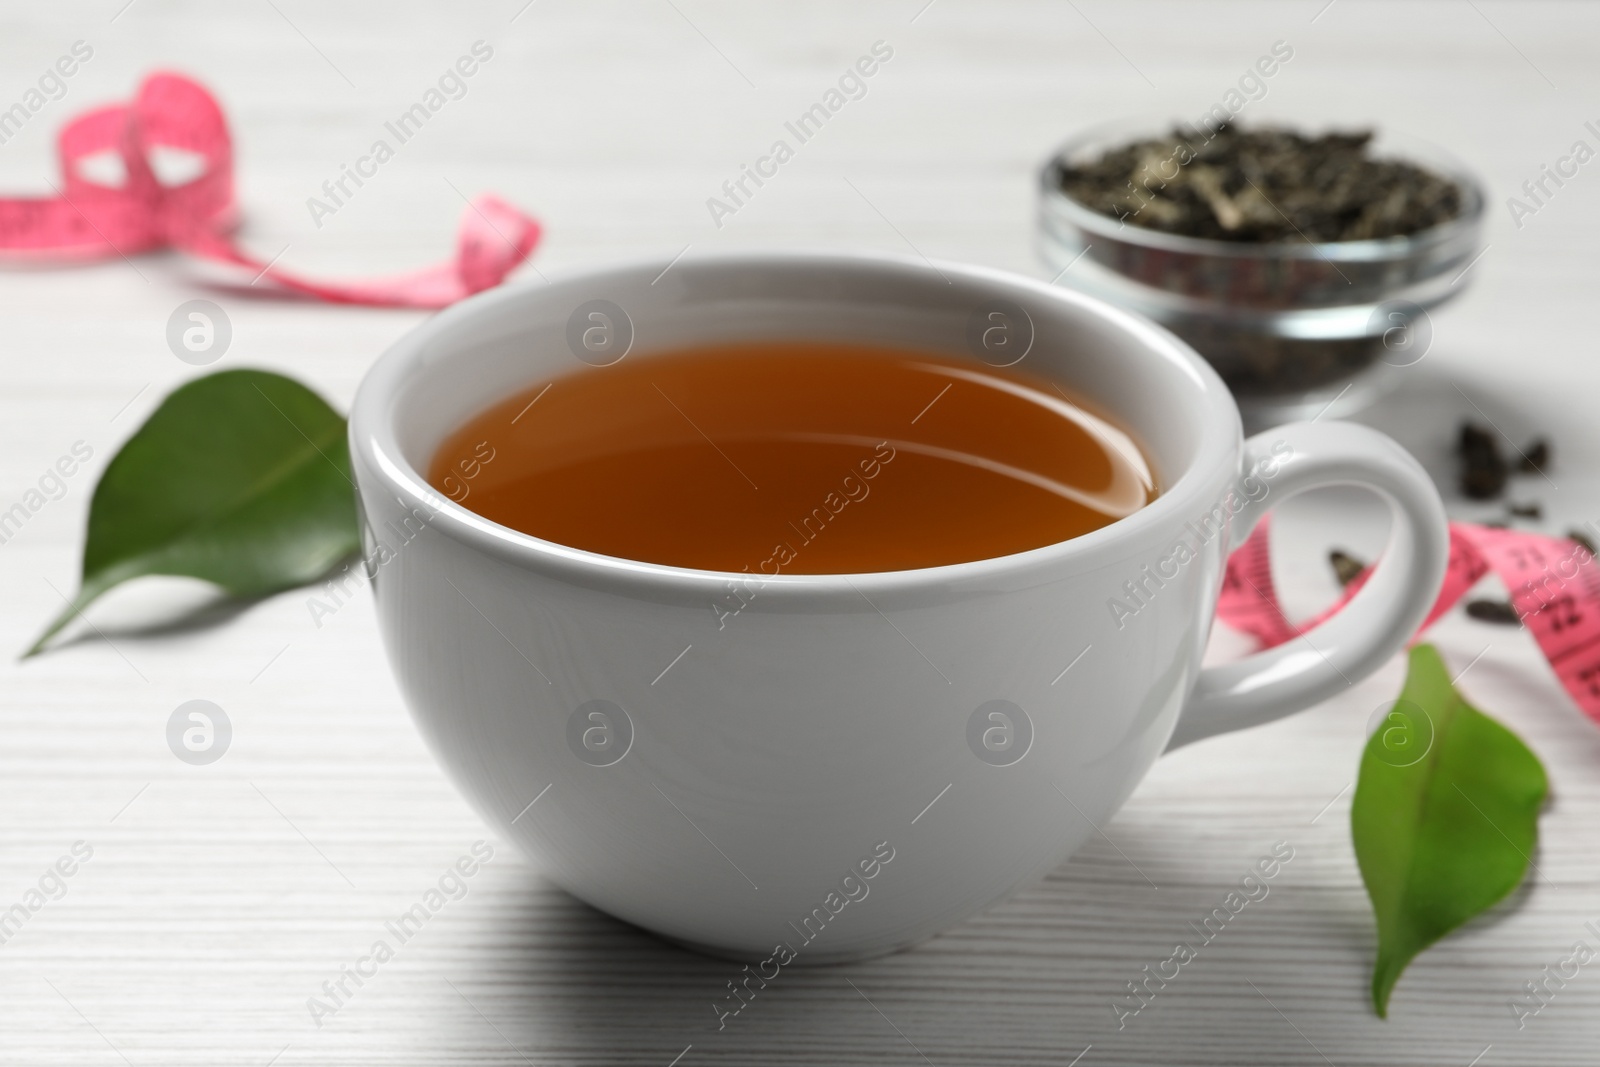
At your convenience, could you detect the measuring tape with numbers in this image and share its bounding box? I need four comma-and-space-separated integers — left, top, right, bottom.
1217, 517, 1600, 723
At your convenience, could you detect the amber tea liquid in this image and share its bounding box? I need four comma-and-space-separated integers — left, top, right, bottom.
429, 343, 1156, 573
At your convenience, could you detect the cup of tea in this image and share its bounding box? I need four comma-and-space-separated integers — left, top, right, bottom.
348, 252, 1447, 963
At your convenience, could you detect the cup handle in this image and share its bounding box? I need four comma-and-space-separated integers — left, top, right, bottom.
1165, 421, 1450, 751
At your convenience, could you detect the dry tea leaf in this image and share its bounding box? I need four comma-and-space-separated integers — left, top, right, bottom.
1329, 548, 1367, 587
1520, 439, 1550, 475
1464, 599, 1520, 626
1055, 125, 1462, 243
1457, 422, 1507, 500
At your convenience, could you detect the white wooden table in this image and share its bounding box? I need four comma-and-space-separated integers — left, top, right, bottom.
4, 1, 1599, 1063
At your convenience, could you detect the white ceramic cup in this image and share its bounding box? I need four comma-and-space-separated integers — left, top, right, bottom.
349, 252, 1448, 964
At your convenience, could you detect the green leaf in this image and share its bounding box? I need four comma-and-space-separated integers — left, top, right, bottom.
26, 369, 359, 656
1352, 643, 1548, 1017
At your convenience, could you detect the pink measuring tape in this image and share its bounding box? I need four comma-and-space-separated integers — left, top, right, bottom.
1217, 517, 1600, 724
0, 72, 539, 307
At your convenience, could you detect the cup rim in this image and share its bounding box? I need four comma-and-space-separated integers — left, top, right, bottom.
1038, 117, 1487, 262
349, 250, 1242, 597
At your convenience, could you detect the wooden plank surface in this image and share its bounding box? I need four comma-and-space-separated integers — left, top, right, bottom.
2, 1, 1598, 1063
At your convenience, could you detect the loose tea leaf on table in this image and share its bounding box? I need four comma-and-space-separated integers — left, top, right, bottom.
1329, 548, 1367, 588
1457, 422, 1508, 500
1519, 439, 1551, 475
1456, 422, 1551, 501
1352, 644, 1547, 1017
1465, 599, 1520, 626
26, 369, 359, 656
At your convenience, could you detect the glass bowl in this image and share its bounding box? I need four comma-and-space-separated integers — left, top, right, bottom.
1037, 120, 1486, 429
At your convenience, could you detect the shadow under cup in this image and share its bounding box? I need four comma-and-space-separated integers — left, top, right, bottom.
349, 252, 1243, 962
